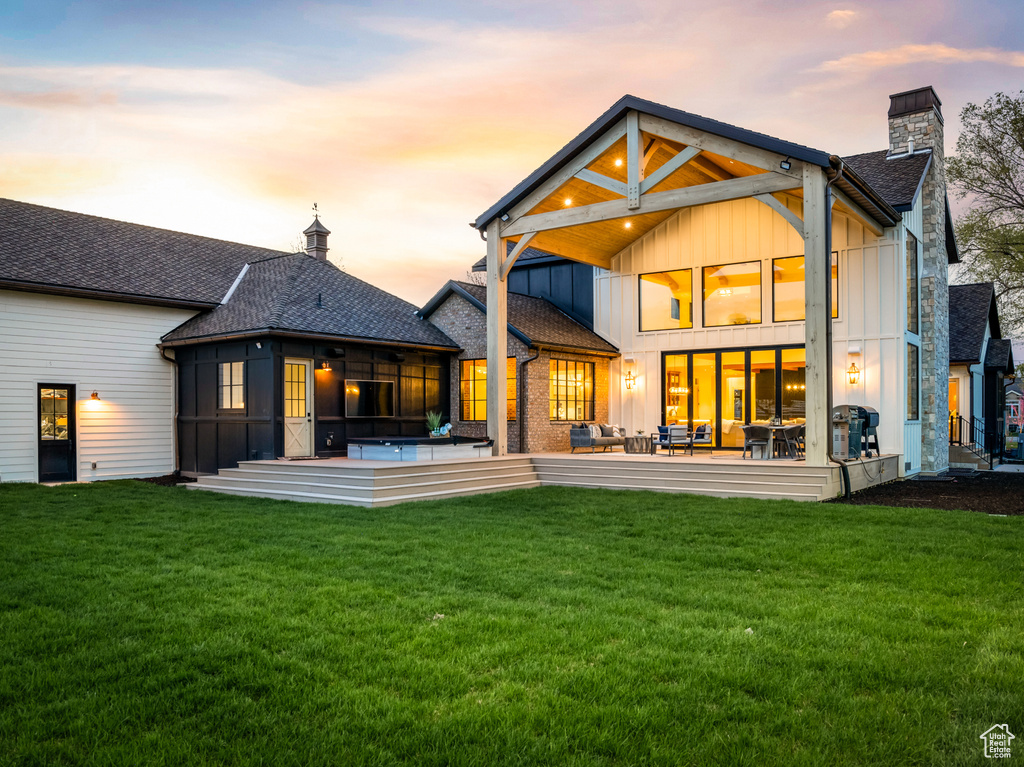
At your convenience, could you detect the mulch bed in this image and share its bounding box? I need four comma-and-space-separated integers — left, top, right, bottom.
828, 470, 1024, 514
134, 473, 195, 487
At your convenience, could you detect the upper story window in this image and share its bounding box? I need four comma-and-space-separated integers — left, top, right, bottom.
218, 361, 245, 410
906, 231, 920, 335
772, 254, 839, 322
460, 358, 516, 421
639, 269, 692, 331
702, 261, 761, 327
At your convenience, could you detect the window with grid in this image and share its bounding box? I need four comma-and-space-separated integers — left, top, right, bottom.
549, 360, 594, 421
459, 358, 516, 421
218, 361, 245, 410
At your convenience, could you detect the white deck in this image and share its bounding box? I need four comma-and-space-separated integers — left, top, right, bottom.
189, 451, 899, 508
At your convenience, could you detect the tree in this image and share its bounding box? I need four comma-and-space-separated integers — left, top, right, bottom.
946, 91, 1024, 334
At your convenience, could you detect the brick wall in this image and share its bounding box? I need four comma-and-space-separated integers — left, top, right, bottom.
426, 292, 611, 454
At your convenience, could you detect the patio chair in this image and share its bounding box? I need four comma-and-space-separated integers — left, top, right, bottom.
653, 425, 691, 456
776, 424, 802, 459
691, 423, 713, 453
742, 424, 771, 459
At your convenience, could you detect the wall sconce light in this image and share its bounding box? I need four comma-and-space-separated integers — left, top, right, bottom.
321, 361, 332, 372
625, 371, 636, 390
90, 391, 101, 400
847, 362, 860, 385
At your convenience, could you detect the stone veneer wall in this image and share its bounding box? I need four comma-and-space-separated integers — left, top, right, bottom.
426, 292, 610, 453
889, 105, 949, 473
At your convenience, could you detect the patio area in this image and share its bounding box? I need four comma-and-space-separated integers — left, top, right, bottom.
189, 449, 899, 507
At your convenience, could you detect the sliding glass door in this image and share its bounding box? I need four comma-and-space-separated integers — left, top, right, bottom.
661, 345, 806, 449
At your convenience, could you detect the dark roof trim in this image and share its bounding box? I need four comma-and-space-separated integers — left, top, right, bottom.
945, 197, 961, 264
0, 278, 218, 310
418, 281, 533, 347
473, 94, 833, 230
159, 327, 460, 352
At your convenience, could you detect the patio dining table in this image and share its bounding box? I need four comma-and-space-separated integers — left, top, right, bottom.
751, 424, 801, 460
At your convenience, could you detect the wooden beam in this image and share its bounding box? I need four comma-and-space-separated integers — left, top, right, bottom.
802, 165, 829, 467
499, 233, 536, 281
638, 114, 803, 180
639, 146, 701, 194
831, 186, 885, 237
503, 118, 627, 226
502, 172, 798, 237
574, 169, 627, 198
754, 193, 804, 238
641, 138, 659, 175
626, 111, 640, 209
485, 220, 508, 456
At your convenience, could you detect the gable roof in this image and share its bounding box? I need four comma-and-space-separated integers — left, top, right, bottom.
984, 338, 1014, 372
162, 253, 458, 350
419, 280, 618, 355
949, 282, 1000, 365
0, 198, 283, 308
472, 94, 899, 233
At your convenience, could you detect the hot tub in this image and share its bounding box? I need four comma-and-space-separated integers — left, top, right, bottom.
347, 435, 492, 462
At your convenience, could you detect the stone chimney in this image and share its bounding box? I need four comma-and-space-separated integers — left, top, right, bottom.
888, 86, 948, 473
303, 217, 331, 261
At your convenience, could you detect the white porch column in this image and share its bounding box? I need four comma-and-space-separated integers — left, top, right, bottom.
803, 166, 829, 466
485, 219, 508, 456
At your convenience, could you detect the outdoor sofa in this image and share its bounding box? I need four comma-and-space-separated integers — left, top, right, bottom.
569, 424, 626, 453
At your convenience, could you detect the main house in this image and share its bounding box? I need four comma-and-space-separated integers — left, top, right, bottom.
1, 85, 1017, 487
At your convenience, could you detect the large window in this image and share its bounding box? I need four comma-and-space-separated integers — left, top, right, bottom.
550, 360, 594, 421
702, 261, 761, 326
906, 231, 919, 335
460, 358, 516, 421
772, 254, 839, 322
218, 361, 244, 410
907, 343, 920, 420
662, 345, 805, 449
639, 269, 692, 331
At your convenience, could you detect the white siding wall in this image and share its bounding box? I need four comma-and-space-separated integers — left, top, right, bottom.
0, 290, 197, 482
595, 197, 912, 469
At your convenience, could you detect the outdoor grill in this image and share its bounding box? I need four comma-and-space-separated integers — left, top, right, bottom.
853, 405, 880, 457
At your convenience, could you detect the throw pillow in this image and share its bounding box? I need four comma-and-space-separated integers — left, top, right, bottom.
657, 425, 669, 435
612, 426, 622, 437
600, 424, 615, 438
589, 424, 602, 439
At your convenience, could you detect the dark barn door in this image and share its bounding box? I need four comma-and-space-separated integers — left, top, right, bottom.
38, 384, 76, 482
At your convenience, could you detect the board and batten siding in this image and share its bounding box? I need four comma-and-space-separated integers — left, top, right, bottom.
594, 196, 915, 472
0, 289, 197, 482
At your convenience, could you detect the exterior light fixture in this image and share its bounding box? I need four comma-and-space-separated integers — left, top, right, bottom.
500, 213, 510, 222
321, 361, 332, 372
563, 198, 572, 206
90, 391, 101, 400
624, 221, 632, 229
625, 371, 636, 390
615, 158, 623, 167
847, 362, 860, 385
780, 157, 792, 171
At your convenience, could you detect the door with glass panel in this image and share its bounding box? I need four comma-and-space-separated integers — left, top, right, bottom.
38, 384, 76, 482
284, 359, 314, 458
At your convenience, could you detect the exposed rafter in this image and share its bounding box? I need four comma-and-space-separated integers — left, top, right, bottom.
574, 169, 627, 198
754, 193, 804, 238
499, 233, 536, 281
501, 172, 798, 237
640, 146, 701, 194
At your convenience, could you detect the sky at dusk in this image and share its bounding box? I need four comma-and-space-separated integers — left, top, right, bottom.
2, 0, 1023, 304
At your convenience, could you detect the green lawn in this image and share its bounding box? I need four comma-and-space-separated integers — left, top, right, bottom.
0, 482, 1021, 766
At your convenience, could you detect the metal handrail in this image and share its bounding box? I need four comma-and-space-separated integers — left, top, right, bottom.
949, 414, 993, 469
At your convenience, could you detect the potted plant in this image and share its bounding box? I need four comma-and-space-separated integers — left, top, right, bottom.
425, 410, 444, 437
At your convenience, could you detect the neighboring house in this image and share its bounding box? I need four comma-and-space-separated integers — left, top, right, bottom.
418, 280, 618, 453
472, 86, 959, 475
948, 282, 1016, 453
0, 200, 457, 482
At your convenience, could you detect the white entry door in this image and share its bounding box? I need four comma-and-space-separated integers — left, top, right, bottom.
284, 358, 314, 457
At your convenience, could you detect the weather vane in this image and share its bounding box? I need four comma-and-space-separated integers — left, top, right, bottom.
312, 202, 319, 219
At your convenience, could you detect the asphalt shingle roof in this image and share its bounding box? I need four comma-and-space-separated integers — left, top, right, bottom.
842, 150, 932, 212
984, 338, 1014, 372
421, 280, 617, 355
163, 253, 458, 349
949, 282, 997, 364
0, 198, 284, 306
